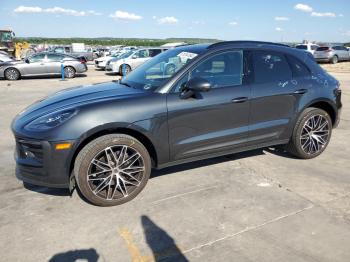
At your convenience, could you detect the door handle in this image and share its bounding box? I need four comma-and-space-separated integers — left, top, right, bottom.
232, 97, 248, 103
294, 89, 308, 94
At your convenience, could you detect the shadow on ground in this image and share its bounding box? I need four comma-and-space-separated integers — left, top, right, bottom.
48, 248, 99, 262
141, 215, 189, 262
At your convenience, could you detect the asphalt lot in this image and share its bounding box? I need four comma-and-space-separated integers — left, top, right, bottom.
0, 64, 350, 262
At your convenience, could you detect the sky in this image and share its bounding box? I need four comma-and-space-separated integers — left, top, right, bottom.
0, 0, 349, 42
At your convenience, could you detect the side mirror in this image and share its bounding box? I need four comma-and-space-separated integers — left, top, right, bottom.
25, 58, 30, 63
131, 55, 137, 59
180, 77, 211, 99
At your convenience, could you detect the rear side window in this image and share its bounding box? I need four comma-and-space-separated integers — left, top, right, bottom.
296, 45, 307, 50
149, 49, 162, 57
286, 55, 310, 78
252, 51, 292, 84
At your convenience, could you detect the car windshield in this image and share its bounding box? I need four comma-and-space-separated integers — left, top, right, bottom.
121, 47, 205, 91
0, 31, 13, 42
296, 45, 307, 50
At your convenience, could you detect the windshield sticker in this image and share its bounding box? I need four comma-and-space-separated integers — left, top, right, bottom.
177, 52, 198, 63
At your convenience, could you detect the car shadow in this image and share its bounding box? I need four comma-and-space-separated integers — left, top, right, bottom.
23, 182, 70, 196
141, 215, 189, 261
151, 148, 265, 178
48, 248, 99, 262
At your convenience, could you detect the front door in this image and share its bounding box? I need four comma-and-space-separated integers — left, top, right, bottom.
23, 53, 47, 75
167, 50, 251, 161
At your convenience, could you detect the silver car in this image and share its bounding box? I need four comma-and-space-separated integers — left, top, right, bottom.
313, 45, 350, 64
0, 52, 88, 80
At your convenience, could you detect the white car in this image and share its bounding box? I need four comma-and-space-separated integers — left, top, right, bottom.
295, 43, 319, 54
106, 48, 167, 75
94, 53, 122, 70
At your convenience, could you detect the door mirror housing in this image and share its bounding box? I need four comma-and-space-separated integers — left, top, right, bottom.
24, 58, 30, 63
131, 55, 138, 59
180, 77, 211, 99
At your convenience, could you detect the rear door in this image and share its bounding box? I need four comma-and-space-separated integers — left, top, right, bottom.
248, 50, 306, 145
45, 53, 65, 74
167, 50, 251, 161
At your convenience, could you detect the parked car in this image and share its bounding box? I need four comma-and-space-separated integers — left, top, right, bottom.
1, 52, 87, 80
313, 45, 350, 64
94, 53, 122, 70
106, 48, 167, 75
295, 43, 319, 54
53, 46, 96, 61
0, 52, 14, 62
12, 41, 342, 206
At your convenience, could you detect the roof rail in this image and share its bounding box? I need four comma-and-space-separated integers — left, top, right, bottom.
208, 41, 290, 49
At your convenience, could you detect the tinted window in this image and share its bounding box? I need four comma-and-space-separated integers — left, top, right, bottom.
28, 53, 46, 62
149, 49, 162, 57
316, 47, 330, 51
47, 54, 64, 62
296, 45, 307, 50
252, 51, 292, 84
287, 55, 310, 77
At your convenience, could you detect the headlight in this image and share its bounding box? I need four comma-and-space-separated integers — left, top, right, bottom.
25, 109, 77, 131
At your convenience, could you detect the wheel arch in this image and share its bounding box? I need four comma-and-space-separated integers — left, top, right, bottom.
303, 99, 337, 125
4, 67, 21, 78
68, 126, 158, 175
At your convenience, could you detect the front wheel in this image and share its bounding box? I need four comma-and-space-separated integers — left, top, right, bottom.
74, 134, 151, 206
4, 68, 20, 80
286, 108, 332, 159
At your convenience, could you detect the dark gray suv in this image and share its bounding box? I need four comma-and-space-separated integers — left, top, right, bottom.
12, 41, 342, 206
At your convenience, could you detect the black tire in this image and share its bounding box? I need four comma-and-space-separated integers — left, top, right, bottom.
4, 68, 20, 80
331, 55, 338, 64
64, 66, 76, 78
119, 64, 131, 76
74, 134, 151, 206
286, 107, 332, 159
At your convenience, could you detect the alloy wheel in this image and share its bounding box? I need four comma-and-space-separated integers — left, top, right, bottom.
5, 68, 19, 80
87, 145, 145, 201
300, 114, 330, 155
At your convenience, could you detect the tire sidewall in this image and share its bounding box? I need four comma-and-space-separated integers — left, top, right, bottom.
293, 108, 332, 159
5, 68, 20, 80
75, 135, 151, 206
64, 66, 76, 78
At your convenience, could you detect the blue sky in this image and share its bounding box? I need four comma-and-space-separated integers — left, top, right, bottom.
1, 0, 349, 42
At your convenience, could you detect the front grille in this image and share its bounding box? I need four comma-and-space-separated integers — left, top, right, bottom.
16, 139, 44, 163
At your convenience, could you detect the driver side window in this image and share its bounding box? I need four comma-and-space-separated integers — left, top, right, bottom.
173, 50, 244, 92
28, 54, 46, 63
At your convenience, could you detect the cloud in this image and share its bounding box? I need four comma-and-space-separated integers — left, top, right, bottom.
294, 3, 313, 13
109, 10, 142, 21
193, 21, 205, 25
228, 21, 238, 26
311, 12, 336, 17
275, 16, 289, 21
14, 5, 101, 16
157, 16, 178, 25
152, 16, 157, 19
14, 6, 42, 13
339, 14, 344, 17
275, 27, 283, 31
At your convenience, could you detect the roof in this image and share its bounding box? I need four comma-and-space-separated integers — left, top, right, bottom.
208, 41, 290, 49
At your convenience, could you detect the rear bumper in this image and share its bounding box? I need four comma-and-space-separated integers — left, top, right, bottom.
315, 57, 331, 62
14, 138, 75, 188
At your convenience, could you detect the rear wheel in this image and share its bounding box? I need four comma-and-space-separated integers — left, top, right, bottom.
64, 66, 76, 78
331, 55, 338, 64
74, 134, 151, 206
4, 68, 20, 80
286, 108, 332, 159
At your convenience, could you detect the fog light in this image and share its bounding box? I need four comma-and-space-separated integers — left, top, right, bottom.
24, 150, 35, 158
55, 143, 72, 150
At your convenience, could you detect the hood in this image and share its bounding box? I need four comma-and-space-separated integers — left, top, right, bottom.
16, 81, 147, 120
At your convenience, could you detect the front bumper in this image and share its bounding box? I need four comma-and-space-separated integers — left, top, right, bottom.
14, 137, 75, 188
